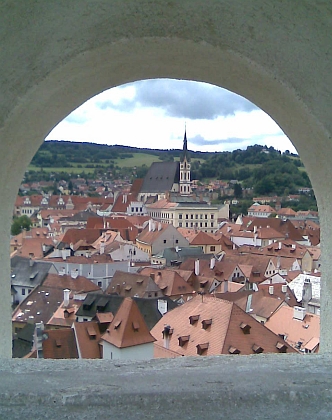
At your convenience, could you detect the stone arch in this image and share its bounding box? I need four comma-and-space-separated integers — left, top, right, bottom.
1, 2, 332, 356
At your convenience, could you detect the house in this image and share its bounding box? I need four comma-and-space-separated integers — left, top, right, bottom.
139, 267, 195, 301
135, 220, 189, 256
265, 305, 320, 353
105, 271, 164, 299
100, 297, 156, 360
247, 203, 276, 218
75, 292, 177, 328
150, 245, 207, 266
10, 256, 53, 305
151, 295, 296, 358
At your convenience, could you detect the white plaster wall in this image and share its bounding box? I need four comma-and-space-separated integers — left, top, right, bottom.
102, 342, 154, 360
0, 1, 332, 356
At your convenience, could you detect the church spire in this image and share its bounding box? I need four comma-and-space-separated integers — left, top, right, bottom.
181, 125, 190, 162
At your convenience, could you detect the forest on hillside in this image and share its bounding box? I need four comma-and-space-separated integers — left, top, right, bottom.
28, 141, 312, 199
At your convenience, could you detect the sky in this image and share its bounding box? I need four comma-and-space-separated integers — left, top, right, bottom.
46, 79, 297, 154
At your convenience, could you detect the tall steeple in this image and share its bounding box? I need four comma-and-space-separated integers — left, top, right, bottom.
179, 126, 191, 195
181, 124, 190, 163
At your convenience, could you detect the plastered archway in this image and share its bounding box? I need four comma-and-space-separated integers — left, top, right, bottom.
1, 1, 332, 357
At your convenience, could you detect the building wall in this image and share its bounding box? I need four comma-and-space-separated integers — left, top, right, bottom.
102, 342, 154, 360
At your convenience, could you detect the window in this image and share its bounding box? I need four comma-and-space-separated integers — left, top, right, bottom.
185, 223, 188, 227
98, 281, 102, 287
28, 289, 31, 294
186, 214, 189, 219
211, 222, 214, 228
163, 239, 166, 244
205, 214, 208, 219
211, 214, 214, 219
22, 288, 25, 296
179, 214, 183, 219
191, 214, 194, 219
179, 222, 182, 227
175, 239, 179, 244
210, 246, 215, 252
195, 214, 198, 219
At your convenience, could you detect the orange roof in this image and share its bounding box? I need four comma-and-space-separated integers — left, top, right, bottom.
265, 305, 320, 352
151, 295, 295, 357
61, 228, 102, 246
100, 298, 156, 348
42, 273, 101, 293
73, 321, 102, 358
43, 329, 78, 359
139, 267, 194, 298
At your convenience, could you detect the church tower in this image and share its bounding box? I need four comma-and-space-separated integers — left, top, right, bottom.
179, 128, 191, 195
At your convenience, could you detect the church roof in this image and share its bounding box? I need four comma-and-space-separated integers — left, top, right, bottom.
140, 161, 179, 193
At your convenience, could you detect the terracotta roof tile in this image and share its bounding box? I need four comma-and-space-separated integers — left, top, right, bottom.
100, 298, 155, 348
151, 295, 296, 357
43, 329, 78, 359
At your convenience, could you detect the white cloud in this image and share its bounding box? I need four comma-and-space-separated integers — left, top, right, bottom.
46, 79, 297, 154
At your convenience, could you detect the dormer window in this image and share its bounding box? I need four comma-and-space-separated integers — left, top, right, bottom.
202, 319, 212, 329
178, 335, 190, 347
196, 342, 209, 355
240, 322, 251, 334
228, 346, 240, 355
132, 321, 140, 331
276, 341, 288, 353
252, 344, 264, 354
114, 320, 121, 329
189, 315, 199, 325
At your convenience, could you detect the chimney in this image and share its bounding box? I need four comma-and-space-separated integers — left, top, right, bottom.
254, 233, 258, 246
29, 255, 34, 267
281, 284, 287, 293
278, 242, 282, 250
302, 279, 312, 311
158, 222, 162, 231
61, 249, 67, 261
162, 325, 171, 349
149, 219, 153, 232
268, 285, 274, 295
59, 267, 66, 276
70, 269, 79, 279
210, 257, 215, 270
224, 280, 228, 293
194, 259, 200, 276
63, 289, 70, 308
293, 306, 306, 321
115, 283, 121, 294
100, 241, 105, 255
253, 225, 257, 234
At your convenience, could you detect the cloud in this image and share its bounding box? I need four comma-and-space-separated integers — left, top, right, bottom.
64, 113, 88, 124
189, 134, 247, 147
97, 79, 258, 120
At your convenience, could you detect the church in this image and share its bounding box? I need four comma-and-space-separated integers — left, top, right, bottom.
138, 129, 192, 203
137, 130, 229, 232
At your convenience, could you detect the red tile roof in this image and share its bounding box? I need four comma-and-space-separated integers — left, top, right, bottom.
100, 298, 156, 348
151, 295, 296, 357
43, 329, 78, 359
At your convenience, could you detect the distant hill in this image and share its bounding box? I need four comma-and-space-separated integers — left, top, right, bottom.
27, 141, 312, 199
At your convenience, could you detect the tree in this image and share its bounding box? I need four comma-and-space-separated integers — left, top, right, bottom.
234, 183, 243, 198
11, 215, 32, 236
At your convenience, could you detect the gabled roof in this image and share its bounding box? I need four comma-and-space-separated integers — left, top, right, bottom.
73, 321, 101, 358
140, 161, 179, 193
75, 292, 177, 330
100, 298, 156, 348
189, 231, 220, 246
105, 271, 162, 298
60, 228, 102, 248
265, 305, 320, 352
42, 273, 101, 293
139, 267, 194, 297
43, 329, 79, 359
136, 222, 181, 245
11, 256, 53, 287
152, 295, 295, 357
